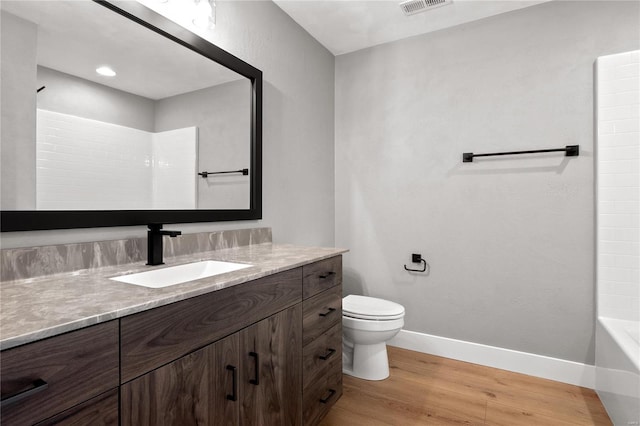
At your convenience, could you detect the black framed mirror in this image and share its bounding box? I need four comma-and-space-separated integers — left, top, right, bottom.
0, 0, 262, 232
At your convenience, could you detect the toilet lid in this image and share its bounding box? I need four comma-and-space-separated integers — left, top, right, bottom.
343, 295, 405, 320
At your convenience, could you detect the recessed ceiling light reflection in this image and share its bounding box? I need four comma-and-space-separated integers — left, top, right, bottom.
96, 66, 116, 77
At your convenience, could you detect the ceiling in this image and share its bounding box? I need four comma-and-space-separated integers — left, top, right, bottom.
273, 0, 550, 55
1, 0, 550, 98
1, 1, 242, 100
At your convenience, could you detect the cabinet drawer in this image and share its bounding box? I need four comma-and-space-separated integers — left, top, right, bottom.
302, 361, 342, 426
302, 256, 342, 299
121, 267, 302, 383
303, 285, 342, 346
303, 322, 342, 392
1, 321, 119, 426
36, 389, 119, 426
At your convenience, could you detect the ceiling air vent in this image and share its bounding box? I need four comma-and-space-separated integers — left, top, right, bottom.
399, 0, 452, 16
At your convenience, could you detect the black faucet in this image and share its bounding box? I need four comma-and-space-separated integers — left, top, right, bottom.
147, 224, 182, 266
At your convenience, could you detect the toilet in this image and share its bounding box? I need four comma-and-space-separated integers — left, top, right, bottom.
342, 295, 405, 381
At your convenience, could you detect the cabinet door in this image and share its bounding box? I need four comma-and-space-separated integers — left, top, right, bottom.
121, 334, 239, 426
239, 305, 302, 426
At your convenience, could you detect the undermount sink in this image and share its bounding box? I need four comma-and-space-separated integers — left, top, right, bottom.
110, 260, 252, 288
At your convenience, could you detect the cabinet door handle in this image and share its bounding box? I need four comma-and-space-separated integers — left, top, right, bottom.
319, 389, 336, 404
319, 271, 335, 279
226, 365, 237, 401
319, 307, 336, 317
0, 378, 48, 408
319, 348, 336, 360
249, 351, 259, 385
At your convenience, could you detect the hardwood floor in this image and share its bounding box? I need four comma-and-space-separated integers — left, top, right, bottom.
319, 346, 612, 426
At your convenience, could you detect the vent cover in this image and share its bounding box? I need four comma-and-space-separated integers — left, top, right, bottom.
399, 0, 452, 16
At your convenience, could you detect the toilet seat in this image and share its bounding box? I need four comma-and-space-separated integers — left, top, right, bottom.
343, 311, 404, 320
342, 315, 404, 331
343, 295, 405, 321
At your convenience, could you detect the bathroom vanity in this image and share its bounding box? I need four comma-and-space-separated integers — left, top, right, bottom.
0, 239, 345, 426
0, 1, 344, 422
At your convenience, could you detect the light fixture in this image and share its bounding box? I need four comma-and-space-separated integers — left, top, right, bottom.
192, 0, 215, 29
96, 66, 116, 77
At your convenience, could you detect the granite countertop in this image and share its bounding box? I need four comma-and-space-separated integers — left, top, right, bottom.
0, 243, 347, 351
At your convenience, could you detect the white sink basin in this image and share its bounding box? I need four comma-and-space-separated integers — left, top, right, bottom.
110, 260, 252, 288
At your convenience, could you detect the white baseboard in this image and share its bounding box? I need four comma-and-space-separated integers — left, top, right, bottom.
388, 329, 596, 389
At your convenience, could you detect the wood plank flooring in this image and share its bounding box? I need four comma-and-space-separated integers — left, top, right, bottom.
319, 346, 611, 426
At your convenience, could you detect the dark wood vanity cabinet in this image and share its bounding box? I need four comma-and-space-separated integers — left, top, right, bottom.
301, 257, 343, 426
1, 256, 342, 426
119, 267, 305, 426
121, 305, 302, 426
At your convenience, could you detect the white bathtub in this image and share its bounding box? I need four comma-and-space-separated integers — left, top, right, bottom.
596, 317, 640, 425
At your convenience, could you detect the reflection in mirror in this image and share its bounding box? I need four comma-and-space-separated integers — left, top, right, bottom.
1, 0, 250, 211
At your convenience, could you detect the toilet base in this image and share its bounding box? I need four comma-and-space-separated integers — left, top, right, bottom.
343, 341, 390, 381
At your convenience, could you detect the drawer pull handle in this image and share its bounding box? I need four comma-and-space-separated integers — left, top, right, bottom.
1, 378, 48, 408
226, 365, 237, 401
319, 388, 337, 404
319, 307, 336, 317
249, 352, 260, 385
319, 348, 336, 360
319, 271, 335, 279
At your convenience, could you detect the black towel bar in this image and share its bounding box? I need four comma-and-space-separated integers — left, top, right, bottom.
198, 168, 249, 178
463, 145, 579, 163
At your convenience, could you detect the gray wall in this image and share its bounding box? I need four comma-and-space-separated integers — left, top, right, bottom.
37, 66, 156, 132
335, 0, 640, 364
1, 12, 37, 210
1, 1, 336, 248
155, 79, 251, 209
214, 1, 335, 246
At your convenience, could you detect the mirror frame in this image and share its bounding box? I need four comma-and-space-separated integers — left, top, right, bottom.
0, 0, 262, 232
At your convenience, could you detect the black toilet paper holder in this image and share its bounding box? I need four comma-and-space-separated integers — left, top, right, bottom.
404, 253, 427, 273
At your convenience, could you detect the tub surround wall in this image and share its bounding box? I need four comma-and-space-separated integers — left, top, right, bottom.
335, 0, 640, 366
596, 51, 640, 323
35, 110, 198, 210
595, 50, 640, 424
1, 227, 272, 282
